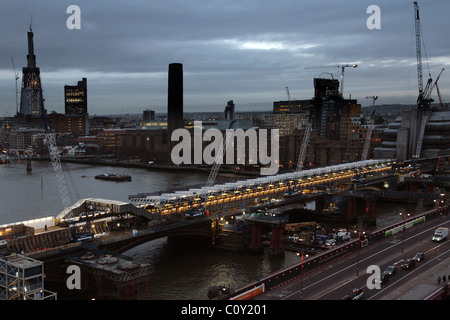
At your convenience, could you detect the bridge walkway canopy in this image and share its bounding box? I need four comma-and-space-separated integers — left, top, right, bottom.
56, 198, 154, 222
130, 159, 395, 206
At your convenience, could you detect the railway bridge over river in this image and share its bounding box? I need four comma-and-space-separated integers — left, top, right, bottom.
2, 157, 446, 257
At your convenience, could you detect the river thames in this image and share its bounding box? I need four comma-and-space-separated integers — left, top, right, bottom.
0, 160, 428, 299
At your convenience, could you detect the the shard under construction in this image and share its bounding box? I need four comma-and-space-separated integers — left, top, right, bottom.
19, 27, 44, 117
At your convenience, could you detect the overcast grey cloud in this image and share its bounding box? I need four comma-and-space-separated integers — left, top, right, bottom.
0, 0, 449, 115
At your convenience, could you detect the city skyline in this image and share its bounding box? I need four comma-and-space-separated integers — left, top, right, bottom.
0, 0, 449, 116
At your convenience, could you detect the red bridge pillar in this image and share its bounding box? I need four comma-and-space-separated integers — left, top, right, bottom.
363, 199, 376, 227
409, 183, 418, 192
120, 281, 137, 300
347, 198, 358, 223
249, 223, 264, 253
269, 225, 284, 256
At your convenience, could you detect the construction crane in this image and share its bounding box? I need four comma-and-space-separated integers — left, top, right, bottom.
414, 2, 433, 110
286, 87, 292, 112
286, 86, 291, 101
365, 96, 378, 108
285, 86, 312, 171
44, 126, 91, 240
296, 122, 312, 171
362, 109, 376, 161
42, 126, 72, 220
430, 68, 448, 110
11, 57, 19, 115
362, 96, 378, 160
305, 64, 358, 96
39, 101, 75, 227
206, 120, 236, 187
413, 1, 433, 158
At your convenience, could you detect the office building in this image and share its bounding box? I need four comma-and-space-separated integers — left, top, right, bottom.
265, 100, 313, 136
65, 78, 87, 115
143, 110, 155, 121
48, 112, 88, 136
311, 78, 361, 141
224, 100, 235, 120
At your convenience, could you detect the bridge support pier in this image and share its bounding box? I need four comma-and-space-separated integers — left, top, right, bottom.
269, 225, 284, 257
346, 198, 358, 224
120, 281, 137, 300
363, 199, 376, 227
249, 223, 264, 253
409, 183, 418, 192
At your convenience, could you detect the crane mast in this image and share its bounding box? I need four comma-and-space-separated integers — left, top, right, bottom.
414, 1, 423, 98
414, 1, 433, 110
286, 87, 292, 112
11, 57, 19, 115
296, 122, 312, 171
206, 120, 236, 187
362, 97, 377, 161
44, 133, 72, 218
413, 2, 433, 158
40, 107, 73, 220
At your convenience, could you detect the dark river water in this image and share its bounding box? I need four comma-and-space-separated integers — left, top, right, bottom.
0, 160, 428, 299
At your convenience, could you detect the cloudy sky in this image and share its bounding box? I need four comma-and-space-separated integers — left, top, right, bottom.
0, 0, 449, 116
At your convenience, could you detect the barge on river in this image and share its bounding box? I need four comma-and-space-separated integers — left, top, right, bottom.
95, 174, 132, 182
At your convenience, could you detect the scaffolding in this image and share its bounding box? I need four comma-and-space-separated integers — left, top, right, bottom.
0, 254, 57, 300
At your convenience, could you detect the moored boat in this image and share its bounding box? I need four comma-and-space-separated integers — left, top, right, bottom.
95, 173, 132, 181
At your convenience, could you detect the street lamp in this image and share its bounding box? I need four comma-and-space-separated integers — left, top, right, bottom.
297, 251, 309, 300
399, 212, 410, 253
434, 195, 445, 228
354, 230, 366, 276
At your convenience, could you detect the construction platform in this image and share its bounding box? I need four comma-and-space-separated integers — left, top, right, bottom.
66, 249, 150, 299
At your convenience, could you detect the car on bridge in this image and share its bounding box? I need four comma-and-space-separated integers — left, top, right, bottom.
382, 265, 397, 276
346, 288, 364, 300
402, 258, 416, 270
376, 272, 390, 286
414, 252, 425, 262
